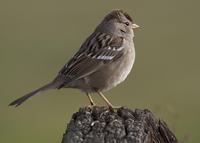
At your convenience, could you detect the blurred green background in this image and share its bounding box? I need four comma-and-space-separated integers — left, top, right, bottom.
1, 0, 199, 142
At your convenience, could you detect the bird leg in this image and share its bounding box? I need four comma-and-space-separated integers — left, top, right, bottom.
86, 93, 95, 106
96, 91, 120, 112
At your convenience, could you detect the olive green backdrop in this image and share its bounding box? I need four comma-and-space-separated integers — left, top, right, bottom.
1, 0, 199, 143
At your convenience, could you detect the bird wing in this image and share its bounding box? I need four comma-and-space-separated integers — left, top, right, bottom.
58, 32, 125, 85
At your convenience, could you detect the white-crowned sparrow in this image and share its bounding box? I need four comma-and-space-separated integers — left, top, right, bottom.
9, 9, 139, 110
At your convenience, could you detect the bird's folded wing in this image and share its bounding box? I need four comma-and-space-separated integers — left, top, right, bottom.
58, 32, 124, 83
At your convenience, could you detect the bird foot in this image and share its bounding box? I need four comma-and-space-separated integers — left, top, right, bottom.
87, 102, 96, 108
108, 105, 121, 112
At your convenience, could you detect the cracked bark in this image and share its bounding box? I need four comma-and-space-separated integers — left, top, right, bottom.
61, 106, 178, 143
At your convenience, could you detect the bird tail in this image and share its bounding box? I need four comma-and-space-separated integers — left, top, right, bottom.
9, 81, 57, 107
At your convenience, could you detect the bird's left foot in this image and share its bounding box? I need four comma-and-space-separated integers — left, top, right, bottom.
108, 105, 121, 112
87, 101, 96, 108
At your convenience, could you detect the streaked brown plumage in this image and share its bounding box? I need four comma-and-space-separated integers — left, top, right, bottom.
9, 9, 139, 111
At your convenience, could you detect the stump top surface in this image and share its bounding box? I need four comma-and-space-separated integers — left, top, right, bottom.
62, 106, 178, 143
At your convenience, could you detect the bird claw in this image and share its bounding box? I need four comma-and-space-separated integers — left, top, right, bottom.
108, 105, 121, 112
87, 103, 96, 108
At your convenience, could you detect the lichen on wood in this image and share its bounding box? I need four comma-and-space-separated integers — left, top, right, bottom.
61, 106, 178, 143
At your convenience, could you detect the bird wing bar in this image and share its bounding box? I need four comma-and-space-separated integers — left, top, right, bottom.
58, 32, 124, 83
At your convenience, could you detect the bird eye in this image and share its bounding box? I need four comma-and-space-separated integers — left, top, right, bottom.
125, 22, 129, 26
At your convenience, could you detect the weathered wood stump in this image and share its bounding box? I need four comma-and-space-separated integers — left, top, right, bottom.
61, 106, 178, 143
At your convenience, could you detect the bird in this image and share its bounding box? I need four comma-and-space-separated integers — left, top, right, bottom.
9, 9, 139, 111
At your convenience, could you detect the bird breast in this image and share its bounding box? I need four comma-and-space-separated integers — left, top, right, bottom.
85, 41, 135, 92
107, 43, 135, 90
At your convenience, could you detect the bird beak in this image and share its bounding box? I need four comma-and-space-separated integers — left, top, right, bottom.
132, 23, 140, 29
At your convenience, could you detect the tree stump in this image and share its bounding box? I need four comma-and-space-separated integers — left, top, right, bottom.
61, 106, 178, 143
